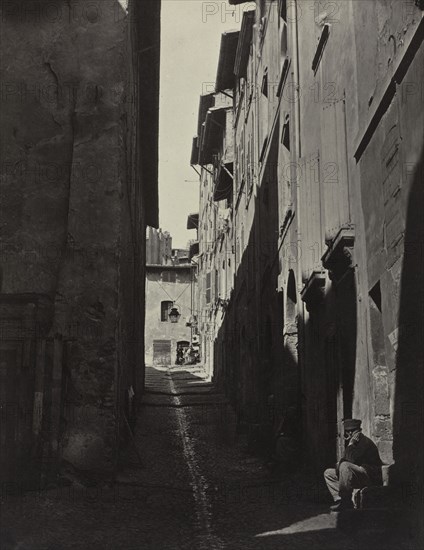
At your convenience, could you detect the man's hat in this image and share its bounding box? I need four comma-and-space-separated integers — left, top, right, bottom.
343, 419, 362, 430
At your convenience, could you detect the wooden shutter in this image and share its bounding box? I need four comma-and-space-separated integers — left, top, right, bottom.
205, 272, 211, 304
161, 301, 172, 322
381, 119, 404, 268
215, 269, 219, 301
299, 152, 323, 281
320, 98, 351, 242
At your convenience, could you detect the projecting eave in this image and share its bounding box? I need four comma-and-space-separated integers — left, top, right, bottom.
189, 241, 199, 260
198, 123, 213, 165
201, 107, 227, 155
197, 93, 215, 137
215, 30, 240, 92
190, 136, 200, 166
187, 213, 199, 230
234, 9, 255, 78
214, 162, 233, 202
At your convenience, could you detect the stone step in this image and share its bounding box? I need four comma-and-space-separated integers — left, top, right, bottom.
335, 507, 409, 534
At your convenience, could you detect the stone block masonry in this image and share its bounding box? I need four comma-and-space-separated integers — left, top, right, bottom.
0, 0, 161, 478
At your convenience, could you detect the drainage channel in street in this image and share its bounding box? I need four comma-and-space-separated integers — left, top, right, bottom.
168, 370, 225, 550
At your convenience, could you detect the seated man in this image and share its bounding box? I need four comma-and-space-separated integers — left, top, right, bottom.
324, 419, 383, 511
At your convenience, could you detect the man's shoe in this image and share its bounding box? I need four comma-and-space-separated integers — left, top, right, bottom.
330, 499, 341, 511
330, 499, 354, 512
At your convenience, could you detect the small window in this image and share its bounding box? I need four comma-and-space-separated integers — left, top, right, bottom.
161, 300, 173, 322
369, 281, 382, 313
277, 58, 290, 98
215, 269, 219, 300
205, 272, 211, 304
281, 114, 290, 150
312, 23, 330, 73
261, 68, 268, 98
162, 271, 176, 283
259, 135, 268, 163
286, 269, 297, 324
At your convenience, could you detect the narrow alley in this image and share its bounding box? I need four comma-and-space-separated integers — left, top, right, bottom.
1, 365, 413, 550
1, 1, 423, 548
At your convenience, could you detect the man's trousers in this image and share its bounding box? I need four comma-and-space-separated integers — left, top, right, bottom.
324, 461, 371, 502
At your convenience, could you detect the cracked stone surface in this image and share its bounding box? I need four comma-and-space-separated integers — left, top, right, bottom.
0, 0, 155, 474
1, 365, 416, 549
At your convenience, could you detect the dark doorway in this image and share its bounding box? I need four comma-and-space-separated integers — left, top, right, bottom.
176, 340, 190, 365
322, 264, 358, 464
336, 269, 357, 423
0, 296, 45, 484
0, 343, 34, 483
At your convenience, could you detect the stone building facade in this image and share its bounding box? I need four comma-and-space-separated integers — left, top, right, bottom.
189, 80, 236, 379
145, 236, 195, 367
0, 0, 161, 481
191, 0, 424, 528
145, 265, 194, 367
146, 227, 172, 266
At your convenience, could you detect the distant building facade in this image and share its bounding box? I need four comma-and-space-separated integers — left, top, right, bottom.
0, 0, 161, 481
146, 227, 173, 266
188, 85, 235, 378
145, 232, 196, 366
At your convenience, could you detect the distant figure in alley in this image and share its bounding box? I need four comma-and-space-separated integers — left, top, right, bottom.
324, 419, 383, 511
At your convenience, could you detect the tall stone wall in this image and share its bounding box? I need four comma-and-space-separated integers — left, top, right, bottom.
353, 0, 424, 493
0, 0, 160, 476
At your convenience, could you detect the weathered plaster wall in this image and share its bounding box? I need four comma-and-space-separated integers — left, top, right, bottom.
354, 5, 424, 470
278, 0, 424, 472
145, 267, 193, 365
0, 0, 159, 474
293, 0, 363, 469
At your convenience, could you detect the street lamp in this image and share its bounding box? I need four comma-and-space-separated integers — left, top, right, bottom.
169, 306, 181, 323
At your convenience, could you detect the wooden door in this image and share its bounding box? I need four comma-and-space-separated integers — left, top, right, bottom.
153, 340, 171, 366
0, 340, 35, 483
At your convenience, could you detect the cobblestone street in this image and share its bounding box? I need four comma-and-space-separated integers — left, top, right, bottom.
2, 1, 423, 548
1, 366, 416, 549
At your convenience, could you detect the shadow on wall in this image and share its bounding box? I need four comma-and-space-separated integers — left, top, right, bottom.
392, 143, 424, 542
210, 137, 303, 468
0, 0, 160, 481
211, 130, 285, 451
300, 266, 357, 474
211, 122, 359, 473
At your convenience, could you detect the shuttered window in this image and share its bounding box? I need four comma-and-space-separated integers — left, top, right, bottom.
161, 301, 173, 322
205, 272, 211, 304
320, 98, 351, 243
162, 271, 176, 283
215, 269, 219, 301
381, 122, 404, 268
299, 152, 324, 281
